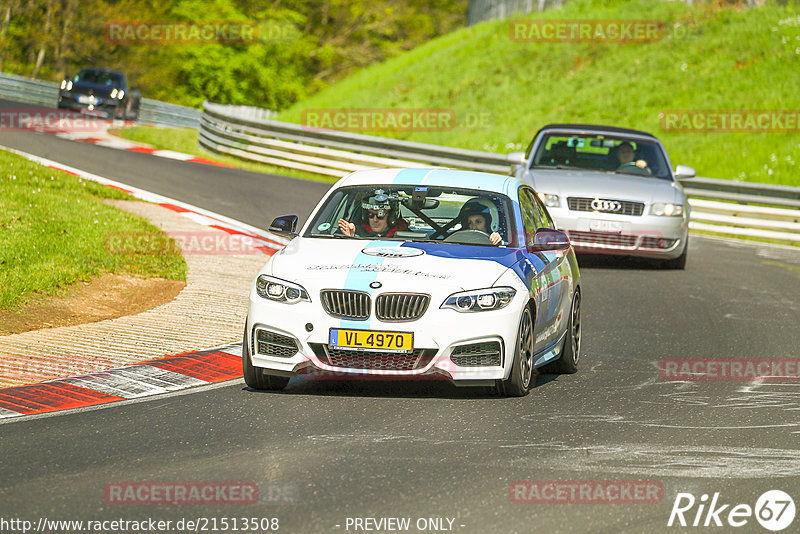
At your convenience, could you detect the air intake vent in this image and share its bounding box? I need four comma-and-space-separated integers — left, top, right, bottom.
320, 290, 371, 320
567, 197, 644, 216
451, 341, 502, 367
375, 293, 430, 322
254, 329, 298, 358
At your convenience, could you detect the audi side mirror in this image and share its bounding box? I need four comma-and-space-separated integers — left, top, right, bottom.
674, 165, 696, 181
507, 151, 527, 165
527, 228, 571, 252
507, 151, 527, 176
269, 215, 298, 238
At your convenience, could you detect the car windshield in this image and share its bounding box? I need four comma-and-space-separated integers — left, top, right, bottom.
530, 133, 671, 180
304, 185, 516, 247
73, 69, 124, 88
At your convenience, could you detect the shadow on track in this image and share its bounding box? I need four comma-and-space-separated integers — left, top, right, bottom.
242, 370, 562, 399
576, 253, 664, 270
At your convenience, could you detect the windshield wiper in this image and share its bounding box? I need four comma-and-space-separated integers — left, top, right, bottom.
308, 233, 354, 238
532, 164, 573, 170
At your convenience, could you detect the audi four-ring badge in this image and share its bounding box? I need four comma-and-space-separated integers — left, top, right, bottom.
508, 124, 694, 269
243, 168, 581, 396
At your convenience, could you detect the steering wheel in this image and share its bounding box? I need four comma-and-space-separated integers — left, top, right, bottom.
443, 229, 493, 245
616, 161, 651, 176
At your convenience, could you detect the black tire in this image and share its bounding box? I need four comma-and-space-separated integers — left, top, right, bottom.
242, 324, 289, 391
497, 305, 534, 397
541, 290, 581, 374
124, 101, 139, 121
661, 242, 687, 270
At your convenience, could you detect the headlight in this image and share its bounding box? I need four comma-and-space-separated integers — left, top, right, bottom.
650, 203, 684, 216
536, 192, 560, 208
60, 80, 66, 90
441, 287, 516, 313
117, 90, 124, 100
255, 275, 309, 304
111, 89, 118, 98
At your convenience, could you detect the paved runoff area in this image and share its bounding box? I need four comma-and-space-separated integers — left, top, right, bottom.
0, 200, 270, 418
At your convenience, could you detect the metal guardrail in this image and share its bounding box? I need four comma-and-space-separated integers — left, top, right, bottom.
199, 102, 800, 244
0, 71, 200, 128
200, 101, 509, 174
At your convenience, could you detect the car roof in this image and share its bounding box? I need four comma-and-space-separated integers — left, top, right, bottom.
535, 123, 658, 139
334, 168, 521, 195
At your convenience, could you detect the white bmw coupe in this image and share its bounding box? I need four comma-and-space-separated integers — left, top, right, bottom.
244, 168, 581, 396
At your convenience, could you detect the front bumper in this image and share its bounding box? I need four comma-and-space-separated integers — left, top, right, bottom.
548, 207, 688, 259
58, 93, 120, 118
246, 291, 528, 384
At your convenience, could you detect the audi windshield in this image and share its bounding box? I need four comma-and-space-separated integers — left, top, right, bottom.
531, 134, 671, 180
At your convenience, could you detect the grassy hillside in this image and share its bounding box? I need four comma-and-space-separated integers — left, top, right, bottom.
278, 0, 800, 185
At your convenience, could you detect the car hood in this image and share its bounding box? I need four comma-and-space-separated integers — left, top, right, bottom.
529, 168, 684, 203
263, 237, 525, 298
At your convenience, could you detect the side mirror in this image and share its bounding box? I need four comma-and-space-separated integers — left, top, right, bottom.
527, 228, 571, 252
507, 151, 527, 165
674, 165, 696, 181
269, 215, 298, 238
507, 151, 528, 177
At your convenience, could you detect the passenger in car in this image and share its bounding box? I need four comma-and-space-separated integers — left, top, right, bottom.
337, 190, 407, 238
458, 200, 502, 245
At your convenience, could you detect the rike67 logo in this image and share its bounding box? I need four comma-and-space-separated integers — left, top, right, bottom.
668, 490, 795, 531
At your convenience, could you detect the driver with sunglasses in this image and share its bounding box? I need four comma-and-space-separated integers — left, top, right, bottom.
338, 189, 407, 238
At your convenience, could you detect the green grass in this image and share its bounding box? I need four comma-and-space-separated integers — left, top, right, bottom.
272, 0, 800, 187
113, 126, 337, 183
0, 149, 187, 310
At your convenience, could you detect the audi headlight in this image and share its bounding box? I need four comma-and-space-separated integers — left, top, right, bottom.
650, 203, 683, 216
536, 192, 560, 208
117, 90, 124, 100
255, 275, 309, 303
441, 287, 516, 313
111, 88, 118, 98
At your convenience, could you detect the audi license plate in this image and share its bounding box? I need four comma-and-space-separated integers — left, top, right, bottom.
589, 220, 624, 233
329, 328, 413, 353
77, 95, 97, 104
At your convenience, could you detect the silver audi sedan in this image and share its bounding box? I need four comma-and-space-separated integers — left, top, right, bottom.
509, 124, 695, 269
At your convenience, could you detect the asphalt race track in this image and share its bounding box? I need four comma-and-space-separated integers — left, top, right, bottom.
2, 100, 800, 533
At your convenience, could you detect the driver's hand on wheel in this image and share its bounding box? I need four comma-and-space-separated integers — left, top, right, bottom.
338, 218, 355, 237
490, 232, 502, 245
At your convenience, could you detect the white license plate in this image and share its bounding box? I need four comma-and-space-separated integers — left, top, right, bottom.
589, 220, 624, 233
77, 95, 96, 104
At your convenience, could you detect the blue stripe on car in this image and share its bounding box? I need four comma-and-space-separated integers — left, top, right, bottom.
338, 239, 395, 330
399, 242, 524, 268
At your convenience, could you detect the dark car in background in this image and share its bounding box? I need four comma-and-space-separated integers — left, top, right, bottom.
57, 67, 141, 120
